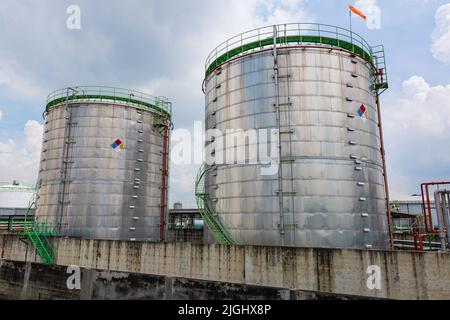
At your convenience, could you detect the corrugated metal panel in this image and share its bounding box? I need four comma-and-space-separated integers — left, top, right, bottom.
204, 46, 388, 249
36, 101, 168, 241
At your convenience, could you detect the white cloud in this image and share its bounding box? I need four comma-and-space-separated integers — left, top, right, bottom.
0, 59, 47, 98
384, 76, 450, 197
431, 3, 450, 64
0, 109, 2, 121
0, 0, 314, 206
0, 120, 43, 184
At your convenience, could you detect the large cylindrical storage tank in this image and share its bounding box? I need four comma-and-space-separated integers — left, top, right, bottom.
35, 86, 172, 241
202, 24, 389, 249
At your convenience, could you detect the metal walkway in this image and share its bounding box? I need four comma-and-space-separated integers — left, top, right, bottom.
195, 164, 237, 245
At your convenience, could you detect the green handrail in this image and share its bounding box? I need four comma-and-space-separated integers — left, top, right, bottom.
204, 23, 388, 92
195, 164, 237, 245
18, 221, 58, 265
46, 86, 172, 118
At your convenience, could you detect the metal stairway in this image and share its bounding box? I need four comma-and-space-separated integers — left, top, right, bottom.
18, 221, 58, 265
195, 164, 237, 245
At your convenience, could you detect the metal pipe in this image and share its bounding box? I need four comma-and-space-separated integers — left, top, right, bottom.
421, 184, 429, 233
426, 185, 434, 233
160, 125, 170, 242
375, 93, 393, 249
443, 191, 450, 249
420, 182, 450, 234
434, 191, 447, 252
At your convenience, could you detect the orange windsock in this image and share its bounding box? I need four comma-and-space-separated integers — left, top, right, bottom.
349, 5, 367, 20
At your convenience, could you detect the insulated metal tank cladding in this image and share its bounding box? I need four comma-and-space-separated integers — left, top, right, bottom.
203, 24, 389, 249
35, 86, 171, 241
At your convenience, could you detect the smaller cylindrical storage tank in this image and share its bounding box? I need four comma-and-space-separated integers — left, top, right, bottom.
201, 23, 390, 249
0, 182, 36, 210
35, 86, 172, 241
0, 182, 36, 220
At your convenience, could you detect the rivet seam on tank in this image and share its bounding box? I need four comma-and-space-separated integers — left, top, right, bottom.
362, 213, 369, 217
364, 228, 371, 233
360, 197, 367, 202
129, 227, 136, 231
347, 113, 356, 118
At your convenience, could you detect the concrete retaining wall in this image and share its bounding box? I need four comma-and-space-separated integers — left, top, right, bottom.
0, 259, 289, 300
1, 235, 450, 300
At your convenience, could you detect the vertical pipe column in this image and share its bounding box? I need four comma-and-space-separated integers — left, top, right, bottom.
446, 192, 450, 248
160, 125, 169, 242
434, 191, 447, 252
375, 93, 393, 249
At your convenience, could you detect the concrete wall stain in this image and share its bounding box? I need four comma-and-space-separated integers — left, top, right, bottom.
0, 235, 449, 300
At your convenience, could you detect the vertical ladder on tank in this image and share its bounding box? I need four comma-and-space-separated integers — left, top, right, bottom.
371, 45, 389, 94
130, 103, 145, 241
273, 25, 298, 245
273, 25, 286, 245
153, 106, 171, 243
56, 88, 78, 234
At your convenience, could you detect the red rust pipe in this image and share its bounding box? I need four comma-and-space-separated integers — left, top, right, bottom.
420, 182, 450, 234
160, 126, 169, 242
375, 93, 393, 249
421, 184, 429, 233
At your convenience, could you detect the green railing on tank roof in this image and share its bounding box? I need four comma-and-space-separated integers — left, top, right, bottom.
204, 23, 388, 92
46, 86, 172, 118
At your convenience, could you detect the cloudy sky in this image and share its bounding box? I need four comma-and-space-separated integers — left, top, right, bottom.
0, 0, 449, 207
